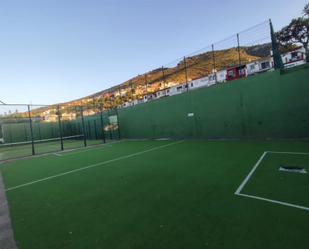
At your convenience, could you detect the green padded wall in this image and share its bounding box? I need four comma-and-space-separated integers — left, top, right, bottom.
118, 65, 309, 139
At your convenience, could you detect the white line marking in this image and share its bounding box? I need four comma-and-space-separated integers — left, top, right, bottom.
234, 151, 268, 195
235, 150, 309, 212
53, 153, 63, 157
5, 140, 184, 192
236, 193, 309, 212
267, 151, 309, 155
55, 140, 123, 157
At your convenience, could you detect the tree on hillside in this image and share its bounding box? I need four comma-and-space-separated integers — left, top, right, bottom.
276, 3, 309, 60
304, 3, 309, 16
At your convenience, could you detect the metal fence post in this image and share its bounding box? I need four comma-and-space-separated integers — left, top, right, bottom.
107, 109, 113, 140
27, 105, 35, 155
161, 66, 166, 89
116, 108, 121, 140
237, 33, 241, 66
80, 106, 87, 147
212, 44, 217, 83
184, 56, 189, 92
130, 81, 134, 106
99, 104, 106, 143
145, 74, 148, 94
57, 105, 64, 150
118, 88, 123, 107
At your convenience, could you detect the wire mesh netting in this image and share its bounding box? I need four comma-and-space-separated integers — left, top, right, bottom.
0, 104, 121, 161
94, 20, 275, 110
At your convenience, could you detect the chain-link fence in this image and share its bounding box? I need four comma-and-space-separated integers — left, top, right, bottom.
98, 20, 276, 110
0, 103, 120, 161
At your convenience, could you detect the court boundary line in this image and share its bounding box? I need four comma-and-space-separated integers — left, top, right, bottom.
235, 150, 309, 212
5, 140, 184, 192
0, 140, 123, 164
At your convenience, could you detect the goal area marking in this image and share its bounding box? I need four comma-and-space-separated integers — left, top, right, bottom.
235, 151, 309, 212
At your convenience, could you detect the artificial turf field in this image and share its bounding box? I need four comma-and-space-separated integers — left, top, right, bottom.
0, 138, 105, 161
1, 139, 309, 249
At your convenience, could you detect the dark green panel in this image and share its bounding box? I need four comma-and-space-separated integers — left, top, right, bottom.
118, 65, 309, 139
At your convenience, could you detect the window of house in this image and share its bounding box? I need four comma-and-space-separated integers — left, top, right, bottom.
228, 70, 235, 78
261, 61, 270, 69
291, 52, 298, 58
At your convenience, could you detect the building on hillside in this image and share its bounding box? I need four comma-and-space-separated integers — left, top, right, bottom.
246, 57, 274, 75
226, 65, 247, 81
216, 70, 227, 83
281, 47, 307, 68
188, 76, 209, 89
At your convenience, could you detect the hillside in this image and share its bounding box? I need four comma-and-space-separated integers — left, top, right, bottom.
84, 44, 270, 107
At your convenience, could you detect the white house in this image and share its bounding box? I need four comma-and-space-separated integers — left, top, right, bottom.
168, 84, 185, 96
246, 57, 274, 75
282, 47, 306, 68
216, 70, 227, 83
188, 76, 209, 90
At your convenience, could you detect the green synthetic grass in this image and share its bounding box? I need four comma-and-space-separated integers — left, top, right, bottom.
242, 152, 309, 207
0, 139, 104, 161
1, 140, 309, 249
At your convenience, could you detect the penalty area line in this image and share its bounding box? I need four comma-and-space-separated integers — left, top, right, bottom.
5, 140, 184, 192
236, 193, 309, 212
234, 151, 268, 195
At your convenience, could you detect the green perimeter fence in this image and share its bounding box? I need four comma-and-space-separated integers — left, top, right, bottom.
118, 64, 309, 139
0, 104, 120, 161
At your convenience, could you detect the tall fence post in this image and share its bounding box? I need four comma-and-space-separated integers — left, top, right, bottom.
144, 74, 148, 94
99, 104, 106, 143
237, 33, 241, 66
109, 91, 113, 110
184, 56, 189, 92
57, 105, 64, 150
212, 44, 217, 83
27, 105, 35, 155
80, 105, 87, 147
269, 19, 284, 70
130, 81, 134, 106
107, 109, 113, 140
116, 108, 121, 140
161, 66, 166, 89
118, 88, 123, 108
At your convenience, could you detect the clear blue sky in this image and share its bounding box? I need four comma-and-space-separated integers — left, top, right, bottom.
0, 0, 307, 104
